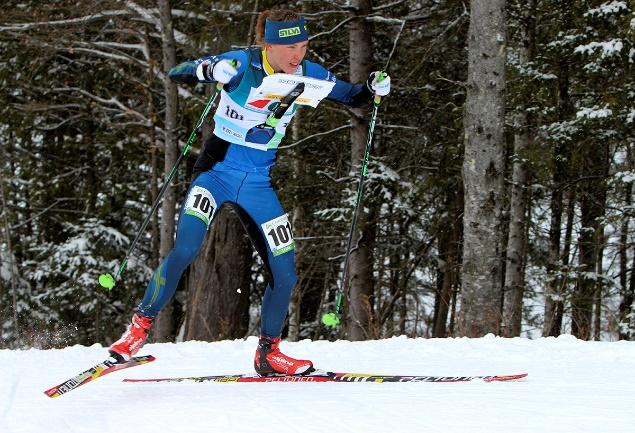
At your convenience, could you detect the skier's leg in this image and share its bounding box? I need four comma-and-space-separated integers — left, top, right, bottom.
233, 204, 298, 337
110, 171, 228, 360
234, 173, 312, 375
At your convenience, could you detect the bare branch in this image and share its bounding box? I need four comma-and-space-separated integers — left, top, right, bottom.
365, 16, 404, 24
279, 124, 351, 149
0, 10, 130, 32
51, 87, 148, 122
372, 0, 408, 12
309, 16, 356, 41
12, 103, 83, 112
376, 124, 419, 130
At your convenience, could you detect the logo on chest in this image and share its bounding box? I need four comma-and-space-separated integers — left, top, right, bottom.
225, 106, 244, 120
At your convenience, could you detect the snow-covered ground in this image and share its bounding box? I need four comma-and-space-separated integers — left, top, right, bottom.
1, 335, 634, 433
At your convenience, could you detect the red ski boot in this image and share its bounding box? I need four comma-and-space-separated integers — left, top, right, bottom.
109, 313, 154, 362
254, 336, 314, 376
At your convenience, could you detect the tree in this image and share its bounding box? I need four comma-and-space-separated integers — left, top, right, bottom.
346, 0, 376, 341
153, 0, 180, 342
185, 205, 252, 340
502, 0, 537, 337
458, 0, 507, 337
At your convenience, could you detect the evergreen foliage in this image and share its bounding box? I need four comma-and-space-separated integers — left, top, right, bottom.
0, 0, 633, 347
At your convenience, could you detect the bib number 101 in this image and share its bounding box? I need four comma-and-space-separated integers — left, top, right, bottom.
261, 214, 295, 256
184, 186, 216, 227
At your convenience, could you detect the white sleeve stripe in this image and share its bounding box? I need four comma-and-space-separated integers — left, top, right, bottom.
196, 63, 206, 81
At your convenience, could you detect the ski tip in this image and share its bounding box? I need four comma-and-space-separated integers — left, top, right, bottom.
488, 373, 528, 382
44, 389, 61, 398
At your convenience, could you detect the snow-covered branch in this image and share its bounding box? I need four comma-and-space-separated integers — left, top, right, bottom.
125, 1, 190, 45
0, 10, 130, 32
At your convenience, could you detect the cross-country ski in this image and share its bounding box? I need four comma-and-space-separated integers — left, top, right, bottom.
43, 355, 155, 398
123, 370, 528, 384
3, 2, 635, 433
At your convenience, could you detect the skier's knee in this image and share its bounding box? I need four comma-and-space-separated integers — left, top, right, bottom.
170, 243, 200, 267
276, 269, 297, 295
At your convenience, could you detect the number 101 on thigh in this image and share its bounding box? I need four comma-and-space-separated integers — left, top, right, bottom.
261, 214, 295, 256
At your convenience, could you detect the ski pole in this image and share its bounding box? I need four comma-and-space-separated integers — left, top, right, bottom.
98, 72, 230, 290
322, 72, 387, 328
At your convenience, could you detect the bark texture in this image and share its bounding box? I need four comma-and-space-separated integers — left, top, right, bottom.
185, 205, 252, 341
543, 62, 573, 337
458, 0, 507, 337
572, 142, 608, 340
154, 0, 179, 342
433, 184, 463, 337
346, 0, 376, 341
502, 0, 536, 337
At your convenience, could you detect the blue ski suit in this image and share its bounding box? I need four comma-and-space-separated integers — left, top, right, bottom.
137, 47, 373, 338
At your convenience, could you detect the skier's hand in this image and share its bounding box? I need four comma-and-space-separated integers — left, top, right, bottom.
367, 71, 391, 97
211, 59, 239, 84
197, 59, 239, 84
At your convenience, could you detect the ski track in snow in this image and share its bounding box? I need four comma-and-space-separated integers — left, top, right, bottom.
1, 335, 635, 433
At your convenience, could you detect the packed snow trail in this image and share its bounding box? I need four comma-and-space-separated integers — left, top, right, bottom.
1, 335, 634, 433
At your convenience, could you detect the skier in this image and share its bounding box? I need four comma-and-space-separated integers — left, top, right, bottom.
109, 8, 391, 375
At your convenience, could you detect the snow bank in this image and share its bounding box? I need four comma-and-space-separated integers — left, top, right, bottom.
1, 336, 634, 433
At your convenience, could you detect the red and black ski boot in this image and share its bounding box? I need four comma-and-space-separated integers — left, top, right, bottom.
254, 336, 314, 376
109, 313, 154, 362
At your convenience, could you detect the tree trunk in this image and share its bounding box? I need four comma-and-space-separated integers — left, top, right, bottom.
593, 236, 605, 341
501, 118, 530, 337
433, 184, 463, 337
347, 0, 375, 341
144, 25, 160, 269
557, 189, 576, 331
0, 169, 19, 344
572, 141, 608, 340
618, 182, 633, 340
458, 0, 507, 337
288, 110, 303, 342
184, 205, 252, 341
543, 56, 574, 337
620, 240, 635, 340
502, 0, 535, 337
154, 0, 179, 342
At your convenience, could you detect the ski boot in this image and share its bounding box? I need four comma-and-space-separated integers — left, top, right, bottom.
254, 336, 314, 376
109, 312, 154, 362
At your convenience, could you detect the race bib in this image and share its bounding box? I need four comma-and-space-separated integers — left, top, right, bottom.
246, 74, 335, 109
184, 186, 217, 227
261, 214, 295, 256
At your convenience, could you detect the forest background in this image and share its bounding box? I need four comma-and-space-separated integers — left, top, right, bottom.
0, 0, 633, 349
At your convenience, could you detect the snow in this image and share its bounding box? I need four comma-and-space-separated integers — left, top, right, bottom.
615, 170, 635, 183
1, 336, 635, 433
576, 105, 613, 119
584, 1, 629, 17
574, 39, 624, 58
0, 249, 15, 282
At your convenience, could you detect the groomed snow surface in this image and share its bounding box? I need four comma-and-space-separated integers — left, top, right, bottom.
1, 335, 634, 433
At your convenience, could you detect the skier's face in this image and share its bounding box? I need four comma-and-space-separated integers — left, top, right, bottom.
266, 41, 308, 74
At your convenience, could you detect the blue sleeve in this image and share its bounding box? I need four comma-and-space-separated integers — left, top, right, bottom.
303, 60, 373, 108
168, 49, 250, 86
